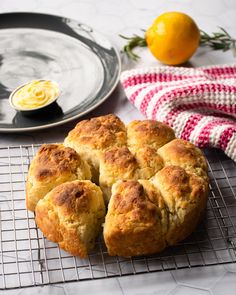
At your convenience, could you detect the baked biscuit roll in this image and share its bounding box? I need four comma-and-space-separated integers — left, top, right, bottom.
35, 180, 105, 257
157, 139, 208, 180
26, 144, 91, 211
103, 179, 168, 257
127, 120, 175, 152
64, 114, 127, 183
99, 147, 139, 204
151, 165, 209, 245
99, 146, 165, 203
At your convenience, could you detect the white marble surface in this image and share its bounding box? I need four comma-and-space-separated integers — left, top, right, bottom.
0, 0, 236, 294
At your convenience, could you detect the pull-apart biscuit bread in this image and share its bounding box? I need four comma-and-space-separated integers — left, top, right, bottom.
26, 114, 209, 258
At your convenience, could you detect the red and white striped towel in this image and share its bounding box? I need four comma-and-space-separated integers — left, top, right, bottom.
121, 64, 236, 162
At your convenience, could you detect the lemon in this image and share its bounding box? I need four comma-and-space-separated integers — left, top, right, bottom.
145, 12, 200, 65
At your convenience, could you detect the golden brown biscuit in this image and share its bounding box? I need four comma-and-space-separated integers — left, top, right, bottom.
26, 144, 91, 211
151, 165, 208, 245
104, 165, 208, 257
64, 114, 127, 182
103, 179, 168, 257
127, 120, 175, 152
35, 180, 105, 257
99, 147, 139, 203
157, 139, 208, 179
99, 146, 164, 203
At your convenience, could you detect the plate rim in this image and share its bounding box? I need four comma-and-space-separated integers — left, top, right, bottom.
0, 12, 121, 133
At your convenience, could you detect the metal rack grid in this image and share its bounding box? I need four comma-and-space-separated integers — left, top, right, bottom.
0, 144, 235, 290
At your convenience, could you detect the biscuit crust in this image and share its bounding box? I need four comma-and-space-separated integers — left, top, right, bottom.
64, 114, 127, 182
35, 180, 105, 257
127, 120, 175, 151
103, 180, 168, 257
99, 146, 139, 203
26, 144, 91, 211
152, 165, 208, 245
158, 138, 208, 179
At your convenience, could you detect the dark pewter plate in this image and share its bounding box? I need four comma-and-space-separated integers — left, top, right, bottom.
0, 12, 121, 132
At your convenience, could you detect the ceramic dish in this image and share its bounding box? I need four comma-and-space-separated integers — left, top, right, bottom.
9, 79, 60, 115
0, 12, 121, 132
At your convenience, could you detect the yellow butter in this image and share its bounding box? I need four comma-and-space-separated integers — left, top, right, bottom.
12, 80, 59, 110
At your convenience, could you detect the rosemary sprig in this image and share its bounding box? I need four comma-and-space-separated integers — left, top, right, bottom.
120, 27, 236, 61
200, 27, 236, 56
119, 34, 147, 61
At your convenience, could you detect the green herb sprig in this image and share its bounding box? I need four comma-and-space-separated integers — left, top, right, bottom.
200, 27, 236, 56
119, 34, 147, 61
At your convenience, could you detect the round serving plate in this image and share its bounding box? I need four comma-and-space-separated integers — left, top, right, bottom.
0, 12, 121, 132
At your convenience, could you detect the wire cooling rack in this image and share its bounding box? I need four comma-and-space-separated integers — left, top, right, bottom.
0, 145, 235, 290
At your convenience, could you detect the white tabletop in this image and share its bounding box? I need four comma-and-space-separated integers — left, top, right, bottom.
1, 0, 236, 294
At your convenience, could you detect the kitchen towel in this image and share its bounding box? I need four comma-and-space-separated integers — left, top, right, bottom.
121, 64, 236, 162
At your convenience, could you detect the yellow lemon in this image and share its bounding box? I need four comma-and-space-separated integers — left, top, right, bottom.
145, 12, 200, 65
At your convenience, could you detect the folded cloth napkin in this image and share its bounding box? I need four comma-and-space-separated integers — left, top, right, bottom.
121, 64, 236, 162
